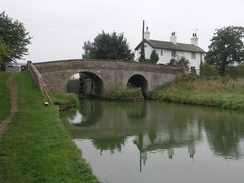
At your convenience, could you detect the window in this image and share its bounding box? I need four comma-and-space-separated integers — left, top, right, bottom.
191, 52, 196, 59
171, 50, 176, 57
161, 50, 163, 56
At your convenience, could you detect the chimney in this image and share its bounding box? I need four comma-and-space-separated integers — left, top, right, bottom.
170, 32, 177, 44
144, 27, 150, 40
191, 33, 198, 46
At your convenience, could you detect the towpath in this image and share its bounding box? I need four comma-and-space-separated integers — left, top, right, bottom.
0, 73, 18, 140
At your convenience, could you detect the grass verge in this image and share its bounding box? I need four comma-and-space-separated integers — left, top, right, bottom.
149, 78, 244, 111
0, 71, 99, 183
0, 72, 11, 123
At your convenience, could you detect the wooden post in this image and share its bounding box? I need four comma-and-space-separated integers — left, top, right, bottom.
43, 88, 54, 105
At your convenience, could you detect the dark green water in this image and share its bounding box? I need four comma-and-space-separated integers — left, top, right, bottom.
61, 99, 244, 183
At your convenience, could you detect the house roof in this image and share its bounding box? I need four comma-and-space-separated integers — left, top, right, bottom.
135, 39, 206, 53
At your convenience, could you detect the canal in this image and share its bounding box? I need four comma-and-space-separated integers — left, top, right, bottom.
61, 99, 244, 183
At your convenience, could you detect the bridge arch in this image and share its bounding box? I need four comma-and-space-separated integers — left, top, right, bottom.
67, 71, 104, 97
80, 71, 104, 97
127, 74, 148, 97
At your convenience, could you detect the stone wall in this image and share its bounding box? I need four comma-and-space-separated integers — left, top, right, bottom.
28, 61, 44, 92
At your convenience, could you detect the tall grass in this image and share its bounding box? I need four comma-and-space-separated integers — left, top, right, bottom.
149, 78, 244, 110
106, 88, 144, 101
0, 72, 11, 122
51, 91, 79, 110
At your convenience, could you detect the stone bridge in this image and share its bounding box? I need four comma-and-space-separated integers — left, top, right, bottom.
32, 59, 182, 97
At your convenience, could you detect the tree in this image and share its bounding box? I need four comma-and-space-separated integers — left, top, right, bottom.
82, 31, 134, 61
0, 36, 14, 69
167, 56, 190, 72
205, 26, 244, 76
149, 50, 159, 64
139, 49, 159, 64
0, 12, 32, 65
138, 40, 145, 62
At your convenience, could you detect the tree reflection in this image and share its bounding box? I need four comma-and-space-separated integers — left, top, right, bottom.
106, 101, 147, 119
204, 112, 244, 159
92, 137, 126, 154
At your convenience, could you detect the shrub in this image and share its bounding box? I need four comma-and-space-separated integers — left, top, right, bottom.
236, 65, 244, 78
167, 56, 189, 73
200, 62, 218, 77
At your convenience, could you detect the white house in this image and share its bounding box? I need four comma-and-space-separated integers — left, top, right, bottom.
135, 27, 206, 71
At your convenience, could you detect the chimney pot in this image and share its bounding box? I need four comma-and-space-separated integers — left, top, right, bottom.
191, 33, 198, 46
170, 32, 177, 44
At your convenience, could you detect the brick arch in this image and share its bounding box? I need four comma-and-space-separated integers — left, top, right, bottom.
65, 71, 105, 97
79, 71, 104, 97
127, 74, 148, 97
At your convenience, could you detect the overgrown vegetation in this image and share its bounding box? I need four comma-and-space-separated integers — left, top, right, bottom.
106, 88, 144, 101
0, 71, 99, 183
51, 91, 79, 111
149, 77, 244, 111
0, 72, 11, 122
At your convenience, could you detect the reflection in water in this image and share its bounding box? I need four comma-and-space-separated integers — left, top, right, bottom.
61, 100, 244, 183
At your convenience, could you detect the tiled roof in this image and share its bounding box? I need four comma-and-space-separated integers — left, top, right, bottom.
135, 39, 206, 53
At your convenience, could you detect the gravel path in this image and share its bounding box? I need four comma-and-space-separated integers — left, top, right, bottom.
0, 73, 18, 140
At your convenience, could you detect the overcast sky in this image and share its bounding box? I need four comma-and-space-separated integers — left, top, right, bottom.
1, 0, 244, 63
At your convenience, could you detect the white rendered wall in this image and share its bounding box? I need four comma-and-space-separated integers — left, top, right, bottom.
135, 44, 204, 70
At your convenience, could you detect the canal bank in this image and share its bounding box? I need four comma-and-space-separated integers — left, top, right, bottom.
149, 77, 244, 111
0, 71, 99, 183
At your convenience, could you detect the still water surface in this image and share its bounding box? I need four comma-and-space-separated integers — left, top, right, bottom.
61, 100, 244, 183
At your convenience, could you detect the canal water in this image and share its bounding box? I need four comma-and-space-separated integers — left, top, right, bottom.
61, 99, 244, 183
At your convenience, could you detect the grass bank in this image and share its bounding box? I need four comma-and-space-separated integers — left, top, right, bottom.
105, 88, 144, 101
149, 78, 244, 111
51, 91, 80, 111
0, 72, 11, 122
0, 71, 99, 183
